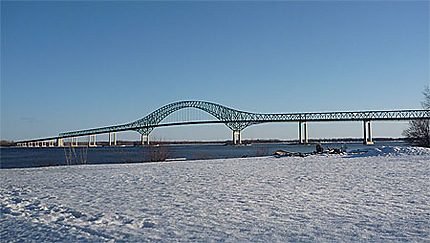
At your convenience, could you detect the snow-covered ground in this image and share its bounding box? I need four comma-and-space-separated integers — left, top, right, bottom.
1, 146, 429, 242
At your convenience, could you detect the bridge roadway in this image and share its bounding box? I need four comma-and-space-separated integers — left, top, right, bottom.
15, 100, 430, 147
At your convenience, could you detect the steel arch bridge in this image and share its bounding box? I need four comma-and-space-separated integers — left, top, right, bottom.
17, 100, 430, 147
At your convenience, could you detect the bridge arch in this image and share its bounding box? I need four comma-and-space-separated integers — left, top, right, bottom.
128, 100, 256, 135
54, 100, 429, 146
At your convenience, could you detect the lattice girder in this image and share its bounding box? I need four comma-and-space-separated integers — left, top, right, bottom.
129, 100, 255, 132
58, 100, 430, 138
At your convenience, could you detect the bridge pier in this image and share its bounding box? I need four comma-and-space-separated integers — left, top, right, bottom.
57, 138, 64, 147
299, 121, 309, 144
72, 137, 79, 147
89, 135, 97, 147
233, 131, 242, 145
141, 135, 149, 146
109, 132, 117, 146
363, 120, 374, 145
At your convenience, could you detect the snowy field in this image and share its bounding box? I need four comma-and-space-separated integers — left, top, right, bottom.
1, 146, 429, 242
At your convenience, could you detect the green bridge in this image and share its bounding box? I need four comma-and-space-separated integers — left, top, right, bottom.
16, 100, 430, 147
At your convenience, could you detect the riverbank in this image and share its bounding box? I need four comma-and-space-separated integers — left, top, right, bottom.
0, 141, 410, 169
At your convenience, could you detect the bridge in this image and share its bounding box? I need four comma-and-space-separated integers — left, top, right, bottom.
16, 100, 430, 147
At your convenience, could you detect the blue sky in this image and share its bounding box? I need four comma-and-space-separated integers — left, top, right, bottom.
1, 1, 429, 141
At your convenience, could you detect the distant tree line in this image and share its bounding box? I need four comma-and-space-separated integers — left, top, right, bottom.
0, 140, 15, 147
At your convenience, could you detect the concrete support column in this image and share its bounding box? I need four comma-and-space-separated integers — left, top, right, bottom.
368, 121, 373, 142
363, 120, 374, 145
72, 137, 78, 147
42, 141, 47, 147
304, 122, 308, 144
109, 132, 117, 146
57, 138, 64, 147
233, 131, 242, 145
89, 135, 97, 147
141, 135, 149, 146
299, 121, 309, 144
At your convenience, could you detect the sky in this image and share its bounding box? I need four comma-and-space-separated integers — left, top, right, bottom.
1, 1, 429, 142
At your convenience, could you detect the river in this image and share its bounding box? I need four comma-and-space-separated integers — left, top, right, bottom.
1, 142, 408, 169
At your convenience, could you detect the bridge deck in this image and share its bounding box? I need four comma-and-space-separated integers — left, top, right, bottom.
50, 110, 430, 139
16, 100, 430, 143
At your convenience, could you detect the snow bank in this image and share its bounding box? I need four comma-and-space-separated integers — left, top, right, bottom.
1, 151, 429, 242
348, 146, 430, 158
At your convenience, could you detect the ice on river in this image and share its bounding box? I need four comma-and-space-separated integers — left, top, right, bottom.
1, 146, 429, 242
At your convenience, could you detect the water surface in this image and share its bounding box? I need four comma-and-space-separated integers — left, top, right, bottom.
0, 142, 407, 169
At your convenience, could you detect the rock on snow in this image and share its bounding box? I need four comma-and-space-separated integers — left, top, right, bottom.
1, 147, 429, 242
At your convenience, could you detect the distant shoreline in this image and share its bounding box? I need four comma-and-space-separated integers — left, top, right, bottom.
143, 137, 406, 145
2, 138, 406, 147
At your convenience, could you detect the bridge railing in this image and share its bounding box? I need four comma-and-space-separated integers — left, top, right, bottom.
57, 109, 430, 138
16, 100, 430, 145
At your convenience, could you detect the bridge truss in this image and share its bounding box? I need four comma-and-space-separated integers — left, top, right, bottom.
17, 100, 430, 146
